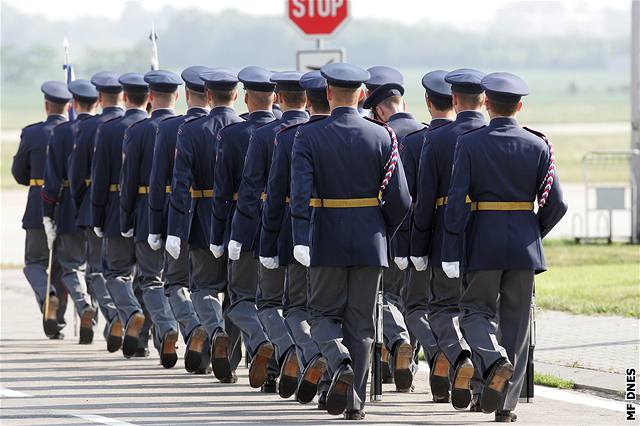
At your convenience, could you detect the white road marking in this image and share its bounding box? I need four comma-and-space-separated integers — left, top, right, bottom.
71, 414, 137, 426
535, 385, 626, 412
0, 387, 32, 397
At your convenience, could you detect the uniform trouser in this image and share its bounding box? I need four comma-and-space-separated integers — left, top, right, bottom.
226, 251, 268, 355
309, 266, 381, 411
403, 266, 440, 365
23, 228, 67, 328
382, 263, 411, 351
165, 239, 200, 340
257, 264, 295, 363
103, 235, 143, 324
459, 270, 534, 411
134, 242, 176, 337
189, 248, 226, 338
56, 231, 92, 314
429, 266, 471, 365
85, 229, 118, 331
284, 263, 321, 368
222, 289, 244, 371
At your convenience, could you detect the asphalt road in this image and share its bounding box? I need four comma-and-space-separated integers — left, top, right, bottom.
0, 273, 632, 425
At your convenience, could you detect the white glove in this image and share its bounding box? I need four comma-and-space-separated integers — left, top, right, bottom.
147, 233, 162, 251
410, 256, 428, 271
42, 217, 56, 250
394, 257, 409, 270
93, 227, 104, 238
442, 261, 460, 279
260, 256, 279, 270
210, 243, 224, 259
121, 228, 134, 238
227, 240, 242, 261
293, 245, 310, 267
165, 235, 181, 259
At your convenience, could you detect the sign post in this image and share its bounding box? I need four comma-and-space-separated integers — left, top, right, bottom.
288, 0, 349, 72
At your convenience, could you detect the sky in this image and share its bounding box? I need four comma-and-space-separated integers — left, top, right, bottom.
3, 0, 629, 26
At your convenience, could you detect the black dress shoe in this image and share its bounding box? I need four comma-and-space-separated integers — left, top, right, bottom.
451, 356, 474, 410
261, 375, 277, 393
211, 328, 232, 381
106, 317, 123, 353
344, 409, 366, 420
122, 312, 146, 357
296, 355, 328, 404
48, 331, 64, 340
481, 359, 514, 414
219, 371, 238, 383
429, 351, 451, 402
184, 326, 208, 373
193, 366, 212, 375
133, 348, 150, 358
249, 341, 274, 388
469, 394, 482, 412
495, 410, 517, 422
43, 295, 60, 337
160, 329, 179, 369
317, 391, 327, 410
278, 347, 299, 399
79, 305, 96, 344
393, 340, 414, 392
326, 363, 354, 415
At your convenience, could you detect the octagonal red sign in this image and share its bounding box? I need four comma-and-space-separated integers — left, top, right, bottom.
288, 0, 350, 37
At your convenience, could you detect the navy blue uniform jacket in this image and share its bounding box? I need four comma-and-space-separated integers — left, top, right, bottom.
291, 107, 411, 267
210, 110, 275, 247
442, 117, 568, 273
12, 115, 67, 229
68, 106, 125, 227
411, 110, 486, 264
42, 113, 92, 235
396, 118, 451, 258
169, 106, 243, 249
148, 107, 208, 237
231, 110, 309, 254
120, 109, 175, 242
91, 108, 148, 237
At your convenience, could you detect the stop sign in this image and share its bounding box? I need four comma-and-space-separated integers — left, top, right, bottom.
288, 0, 349, 37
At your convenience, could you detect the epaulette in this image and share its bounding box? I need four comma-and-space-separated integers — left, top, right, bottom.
240, 112, 250, 120
100, 115, 122, 127
459, 125, 486, 137
364, 116, 386, 126
127, 117, 148, 130
22, 121, 43, 132
160, 114, 183, 123
403, 126, 428, 139
523, 126, 548, 140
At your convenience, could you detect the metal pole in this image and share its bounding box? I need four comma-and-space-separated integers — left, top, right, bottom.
316, 38, 323, 50
631, 0, 640, 243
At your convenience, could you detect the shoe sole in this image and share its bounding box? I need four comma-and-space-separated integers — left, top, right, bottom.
430, 352, 451, 401
185, 327, 208, 373
278, 351, 300, 399
160, 330, 179, 369
107, 318, 123, 353
43, 296, 59, 337
122, 313, 145, 357
394, 342, 414, 391
212, 333, 231, 381
452, 361, 475, 410
481, 363, 514, 414
249, 343, 274, 388
326, 369, 354, 415
79, 308, 95, 345
296, 357, 328, 404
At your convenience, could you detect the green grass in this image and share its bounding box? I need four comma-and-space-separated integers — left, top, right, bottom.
537, 240, 640, 318
534, 373, 576, 389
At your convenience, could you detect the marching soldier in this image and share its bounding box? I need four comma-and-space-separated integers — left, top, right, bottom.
42, 79, 98, 344
209, 66, 277, 392
229, 71, 310, 399
441, 72, 567, 422
12, 81, 70, 339
91, 73, 149, 357
411, 68, 487, 410
259, 70, 328, 405
68, 71, 124, 351
167, 68, 244, 382
362, 80, 423, 392
119, 70, 182, 368
291, 63, 411, 420
148, 66, 210, 373
400, 70, 455, 402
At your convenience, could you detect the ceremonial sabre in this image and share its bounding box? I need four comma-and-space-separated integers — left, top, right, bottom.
63, 37, 76, 120
149, 22, 159, 71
